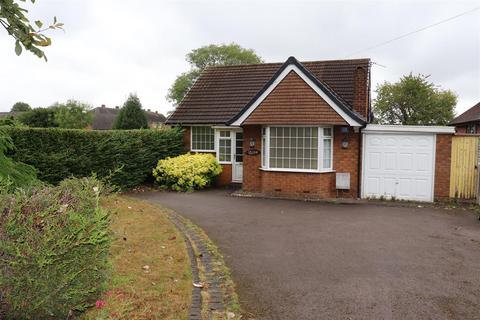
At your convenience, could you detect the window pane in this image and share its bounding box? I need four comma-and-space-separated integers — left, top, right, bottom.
323, 138, 332, 168
268, 126, 318, 170
323, 128, 332, 137
220, 130, 230, 138
219, 138, 231, 162
192, 126, 215, 151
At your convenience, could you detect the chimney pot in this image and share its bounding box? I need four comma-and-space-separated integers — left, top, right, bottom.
147, 109, 151, 112
155, 111, 158, 114
101, 104, 105, 108
115, 106, 119, 109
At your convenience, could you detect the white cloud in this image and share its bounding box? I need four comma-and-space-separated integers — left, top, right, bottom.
0, 0, 478, 116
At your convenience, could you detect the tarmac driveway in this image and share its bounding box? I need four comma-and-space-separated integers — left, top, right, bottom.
133, 189, 480, 320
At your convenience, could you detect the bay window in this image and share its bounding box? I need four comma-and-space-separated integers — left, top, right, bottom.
191, 126, 215, 151
262, 126, 333, 172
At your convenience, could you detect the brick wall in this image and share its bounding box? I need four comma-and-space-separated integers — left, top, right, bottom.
353, 67, 369, 119
434, 134, 452, 199
242, 125, 360, 198
333, 126, 360, 197
242, 125, 263, 192
183, 126, 191, 152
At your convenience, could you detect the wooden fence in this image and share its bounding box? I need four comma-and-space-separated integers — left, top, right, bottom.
449, 136, 479, 199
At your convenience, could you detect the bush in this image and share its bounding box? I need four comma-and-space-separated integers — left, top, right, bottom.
18, 107, 57, 128
3, 126, 184, 189
0, 177, 111, 319
153, 153, 222, 191
0, 128, 39, 192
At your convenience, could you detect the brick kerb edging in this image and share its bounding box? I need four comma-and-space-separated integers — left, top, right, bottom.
168, 212, 227, 320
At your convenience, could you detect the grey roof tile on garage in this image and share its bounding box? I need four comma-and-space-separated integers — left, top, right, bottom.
166, 58, 370, 125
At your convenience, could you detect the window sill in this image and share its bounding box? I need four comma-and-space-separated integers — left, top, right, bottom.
191, 149, 215, 153
219, 161, 232, 165
259, 168, 335, 174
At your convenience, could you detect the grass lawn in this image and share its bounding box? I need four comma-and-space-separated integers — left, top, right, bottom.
82, 196, 191, 320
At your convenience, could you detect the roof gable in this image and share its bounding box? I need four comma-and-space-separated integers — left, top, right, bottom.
230, 57, 364, 126
243, 70, 348, 125
166, 57, 370, 125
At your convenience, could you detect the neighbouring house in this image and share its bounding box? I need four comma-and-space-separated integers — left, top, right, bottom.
449, 101, 480, 133
91, 105, 166, 130
166, 56, 454, 201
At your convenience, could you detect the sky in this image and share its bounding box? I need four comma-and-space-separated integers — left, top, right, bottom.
1, 0, 479, 117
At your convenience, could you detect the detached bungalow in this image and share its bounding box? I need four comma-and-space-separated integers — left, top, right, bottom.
166, 56, 454, 201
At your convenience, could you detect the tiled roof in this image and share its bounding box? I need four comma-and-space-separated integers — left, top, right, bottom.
167, 57, 370, 125
450, 102, 480, 125
91, 106, 166, 130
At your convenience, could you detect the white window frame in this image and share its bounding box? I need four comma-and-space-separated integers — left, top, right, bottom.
213, 127, 243, 164
216, 130, 233, 164
190, 126, 215, 152
261, 125, 334, 173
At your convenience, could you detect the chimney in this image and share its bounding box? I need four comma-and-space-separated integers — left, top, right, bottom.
101, 104, 106, 108
147, 108, 151, 112
115, 106, 119, 109
353, 66, 369, 119
155, 111, 158, 114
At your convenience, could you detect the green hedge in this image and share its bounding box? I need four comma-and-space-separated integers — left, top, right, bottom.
3, 127, 184, 189
0, 177, 111, 319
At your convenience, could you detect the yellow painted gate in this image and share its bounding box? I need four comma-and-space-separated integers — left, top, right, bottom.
449, 136, 479, 199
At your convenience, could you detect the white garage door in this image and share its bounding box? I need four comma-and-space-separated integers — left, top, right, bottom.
362, 133, 436, 202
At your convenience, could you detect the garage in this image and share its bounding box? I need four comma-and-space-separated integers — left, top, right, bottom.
361, 125, 454, 202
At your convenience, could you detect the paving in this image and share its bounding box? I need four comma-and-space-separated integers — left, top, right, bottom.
133, 189, 480, 320
168, 211, 227, 319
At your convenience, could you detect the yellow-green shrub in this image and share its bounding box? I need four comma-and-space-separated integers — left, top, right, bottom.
153, 153, 222, 191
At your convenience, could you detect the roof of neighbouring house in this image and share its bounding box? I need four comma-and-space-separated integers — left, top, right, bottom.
91, 106, 166, 130
166, 56, 370, 125
450, 102, 480, 125
0, 111, 22, 118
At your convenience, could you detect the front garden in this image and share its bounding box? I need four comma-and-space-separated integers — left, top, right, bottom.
0, 126, 232, 319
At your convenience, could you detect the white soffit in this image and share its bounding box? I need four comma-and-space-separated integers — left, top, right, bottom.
362, 124, 455, 134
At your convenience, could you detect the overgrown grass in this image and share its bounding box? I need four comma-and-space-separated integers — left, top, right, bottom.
81, 196, 191, 320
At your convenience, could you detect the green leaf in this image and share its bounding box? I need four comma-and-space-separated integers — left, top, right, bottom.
15, 41, 22, 56
35, 20, 43, 28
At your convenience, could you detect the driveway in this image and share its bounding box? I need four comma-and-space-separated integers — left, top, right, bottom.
133, 190, 480, 320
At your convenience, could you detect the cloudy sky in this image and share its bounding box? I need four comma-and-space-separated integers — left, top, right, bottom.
1, 0, 479, 116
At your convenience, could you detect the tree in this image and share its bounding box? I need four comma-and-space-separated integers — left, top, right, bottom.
53, 100, 92, 129
18, 107, 57, 127
10, 101, 31, 112
373, 74, 457, 125
113, 94, 148, 130
167, 43, 263, 105
0, 0, 63, 60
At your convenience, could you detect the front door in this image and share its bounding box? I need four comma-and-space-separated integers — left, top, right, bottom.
232, 132, 243, 182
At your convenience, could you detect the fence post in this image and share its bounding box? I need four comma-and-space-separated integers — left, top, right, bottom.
477, 137, 480, 204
